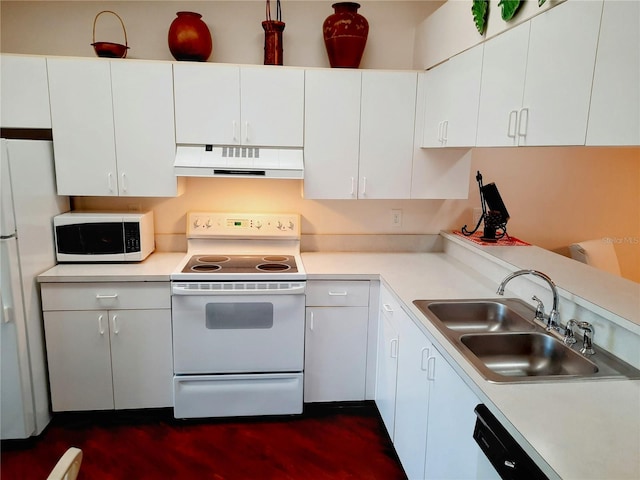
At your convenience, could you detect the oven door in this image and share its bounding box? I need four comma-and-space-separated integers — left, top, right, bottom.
171, 282, 305, 374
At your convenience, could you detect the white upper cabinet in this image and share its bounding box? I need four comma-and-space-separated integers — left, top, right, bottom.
476, 21, 530, 147
520, 0, 603, 146
304, 69, 416, 199
586, 0, 640, 146
173, 63, 304, 148
477, 0, 603, 147
47, 57, 181, 197
0, 55, 51, 129
303, 69, 361, 199
411, 72, 472, 199
110, 61, 179, 197
48, 58, 117, 196
359, 70, 417, 199
421, 44, 483, 148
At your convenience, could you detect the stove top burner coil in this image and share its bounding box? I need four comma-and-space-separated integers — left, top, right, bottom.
196, 255, 231, 264
262, 255, 289, 262
191, 264, 223, 272
256, 263, 291, 272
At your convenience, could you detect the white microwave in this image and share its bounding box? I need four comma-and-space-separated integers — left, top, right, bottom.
53, 211, 155, 262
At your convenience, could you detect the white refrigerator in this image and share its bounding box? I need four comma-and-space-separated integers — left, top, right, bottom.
1, 138, 69, 439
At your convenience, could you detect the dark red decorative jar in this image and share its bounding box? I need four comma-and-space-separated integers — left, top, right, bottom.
322, 2, 369, 68
168, 11, 212, 62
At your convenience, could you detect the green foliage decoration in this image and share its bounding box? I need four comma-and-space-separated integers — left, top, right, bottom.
472, 0, 489, 35
498, 0, 522, 21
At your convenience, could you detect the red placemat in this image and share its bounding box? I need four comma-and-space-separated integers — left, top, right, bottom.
453, 230, 531, 246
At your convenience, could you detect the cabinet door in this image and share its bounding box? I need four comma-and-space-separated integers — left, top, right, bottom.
303, 69, 361, 199
110, 309, 173, 409
359, 71, 416, 198
424, 348, 480, 480
521, 0, 603, 146
0, 55, 51, 128
476, 22, 530, 147
421, 45, 482, 148
240, 66, 304, 147
394, 312, 432, 480
304, 306, 368, 402
375, 305, 399, 439
421, 63, 448, 148
586, 0, 640, 146
111, 60, 180, 197
443, 45, 483, 147
173, 63, 241, 145
43, 310, 114, 411
47, 57, 118, 196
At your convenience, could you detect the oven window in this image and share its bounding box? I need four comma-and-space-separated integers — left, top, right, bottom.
205, 303, 274, 329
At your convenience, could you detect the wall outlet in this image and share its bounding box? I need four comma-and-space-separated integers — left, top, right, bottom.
391, 209, 402, 227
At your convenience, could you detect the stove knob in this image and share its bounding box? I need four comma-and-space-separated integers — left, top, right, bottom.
277, 221, 283, 230
205, 218, 212, 228
193, 218, 201, 228
288, 221, 295, 230
255, 220, 263, 229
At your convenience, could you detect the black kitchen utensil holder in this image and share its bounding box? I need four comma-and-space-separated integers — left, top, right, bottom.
461, 171, 508, 242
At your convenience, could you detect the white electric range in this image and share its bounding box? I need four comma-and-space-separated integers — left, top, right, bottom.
170, 212, 306, 419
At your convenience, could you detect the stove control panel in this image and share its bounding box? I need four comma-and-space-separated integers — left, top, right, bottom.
187, 212, 300, 238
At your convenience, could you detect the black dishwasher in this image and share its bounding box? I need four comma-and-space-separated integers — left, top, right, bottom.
473, 404, 549, 480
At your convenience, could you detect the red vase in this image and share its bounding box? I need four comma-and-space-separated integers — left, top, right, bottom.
262, 20, 285, 65
323, 2, 369, 68
168, 11, 212, 62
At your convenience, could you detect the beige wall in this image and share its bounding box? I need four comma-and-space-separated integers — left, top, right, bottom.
0, 1, 439, 69
2, 1, 639, 282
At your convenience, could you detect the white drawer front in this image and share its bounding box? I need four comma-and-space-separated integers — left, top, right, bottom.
173, 373, 303, 418
41, 282, 170, 311
306, 281, 370, 307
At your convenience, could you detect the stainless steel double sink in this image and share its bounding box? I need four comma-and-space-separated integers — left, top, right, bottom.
413, 298, 640, 383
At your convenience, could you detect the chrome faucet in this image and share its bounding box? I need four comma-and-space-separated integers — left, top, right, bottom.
496, 269, 560, 331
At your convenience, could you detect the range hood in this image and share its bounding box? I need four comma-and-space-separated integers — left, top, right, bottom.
174, 145, 304, 179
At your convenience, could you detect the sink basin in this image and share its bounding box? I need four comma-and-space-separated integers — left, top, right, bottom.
418, 300, 535, 333
460, 332, 598, 380
412, 298, 640, 383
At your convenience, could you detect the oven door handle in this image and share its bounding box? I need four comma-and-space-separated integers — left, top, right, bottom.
172, 282, 306, 296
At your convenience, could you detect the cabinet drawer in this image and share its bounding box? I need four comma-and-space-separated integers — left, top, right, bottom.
306, 281, 370, 307
41, 282, 170, 311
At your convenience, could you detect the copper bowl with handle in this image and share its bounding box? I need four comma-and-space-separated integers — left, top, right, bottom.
91, 11, 129, 58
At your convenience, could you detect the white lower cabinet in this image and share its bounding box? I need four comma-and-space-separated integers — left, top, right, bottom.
375, 285, 401, 438
304, 281, 369, 402
393, 302, 432, 480
376, 284, 482, 479
423, 346, 481, 479
41, 282, 173, 411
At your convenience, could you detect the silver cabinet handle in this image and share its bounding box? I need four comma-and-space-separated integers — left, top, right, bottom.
420, 347, 430, 371
517, 107, 529, 143
121, 172, 128, 192
96, 293, 118, 299
112, 314, 119, 335
309, 310, 314, 331
390, 338, 398, 359
328, 291, 347, 296
507, 110, 518, 138
107, 172, 115, 192
98, 314, 105, 335
382, 303, 393, 313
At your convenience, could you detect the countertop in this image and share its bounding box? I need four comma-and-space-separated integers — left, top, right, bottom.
302, 251, 640, 480
37, 252, 186, 282
37, 247, 640, 479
